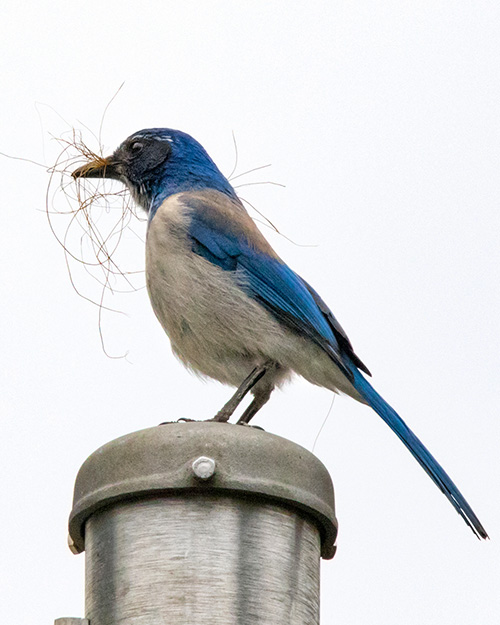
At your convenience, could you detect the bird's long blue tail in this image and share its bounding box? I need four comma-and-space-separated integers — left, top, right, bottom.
350, 367, 488, 539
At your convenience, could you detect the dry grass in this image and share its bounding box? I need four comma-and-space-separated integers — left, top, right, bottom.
45, 128, 146, 357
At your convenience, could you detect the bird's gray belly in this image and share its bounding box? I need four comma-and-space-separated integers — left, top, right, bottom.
145, 244, 290, 387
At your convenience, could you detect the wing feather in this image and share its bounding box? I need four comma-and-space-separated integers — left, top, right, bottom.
185, 193, 367, 380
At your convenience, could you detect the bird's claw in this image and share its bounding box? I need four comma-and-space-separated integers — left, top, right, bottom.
237, 422, 265, 430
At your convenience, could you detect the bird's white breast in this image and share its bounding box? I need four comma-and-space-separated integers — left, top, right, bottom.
145, 195, 288, 386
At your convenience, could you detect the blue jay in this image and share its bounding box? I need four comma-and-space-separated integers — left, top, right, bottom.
73, 128, 488, 539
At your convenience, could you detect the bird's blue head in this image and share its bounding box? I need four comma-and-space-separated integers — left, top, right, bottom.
72, 128, 237, 217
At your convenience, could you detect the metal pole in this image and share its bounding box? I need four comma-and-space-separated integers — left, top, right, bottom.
65, 422, 337, 625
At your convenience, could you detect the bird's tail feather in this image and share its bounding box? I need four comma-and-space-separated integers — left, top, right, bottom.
350, 367, 488, 539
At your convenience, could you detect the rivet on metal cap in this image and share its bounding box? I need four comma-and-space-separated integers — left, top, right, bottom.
192, 456, 216, 479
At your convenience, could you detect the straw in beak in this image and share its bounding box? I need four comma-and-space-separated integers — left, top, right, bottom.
72, 156, 122, 180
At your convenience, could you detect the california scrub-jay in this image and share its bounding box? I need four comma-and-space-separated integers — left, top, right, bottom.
73, 128, 488, 539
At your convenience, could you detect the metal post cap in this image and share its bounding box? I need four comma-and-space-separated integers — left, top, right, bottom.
68, 422, 337, 558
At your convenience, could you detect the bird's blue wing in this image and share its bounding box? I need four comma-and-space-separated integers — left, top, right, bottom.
186, 201, 354, 379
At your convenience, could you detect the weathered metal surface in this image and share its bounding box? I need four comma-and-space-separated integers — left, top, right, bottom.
85, 495, 321, 625
69, 422, 337, 558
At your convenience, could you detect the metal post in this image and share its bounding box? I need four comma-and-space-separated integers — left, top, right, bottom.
66, 422, 337, 625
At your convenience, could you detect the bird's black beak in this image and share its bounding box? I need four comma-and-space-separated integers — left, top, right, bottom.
72, 156, 122, 181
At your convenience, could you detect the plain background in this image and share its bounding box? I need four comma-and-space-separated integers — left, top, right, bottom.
1, 2, 498, 623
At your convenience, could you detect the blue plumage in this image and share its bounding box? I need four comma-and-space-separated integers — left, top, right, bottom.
72, 127, 488, 540
144, 128, 238, 216
187, 210, 352, 380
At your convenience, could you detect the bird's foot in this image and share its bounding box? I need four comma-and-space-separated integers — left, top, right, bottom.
237, 422, 265, 431
207, 412, 232, 423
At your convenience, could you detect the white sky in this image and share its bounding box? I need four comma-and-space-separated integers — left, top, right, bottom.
1, 1, 499, 623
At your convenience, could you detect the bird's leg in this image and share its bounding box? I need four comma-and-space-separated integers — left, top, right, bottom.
237, 386, 273, 425
212, 363, 269, 422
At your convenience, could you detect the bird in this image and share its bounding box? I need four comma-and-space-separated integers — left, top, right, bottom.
72, 127, 488, 540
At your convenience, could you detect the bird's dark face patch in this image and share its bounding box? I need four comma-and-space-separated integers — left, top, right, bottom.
101, 133, 174, 211
115, 134, 172, 185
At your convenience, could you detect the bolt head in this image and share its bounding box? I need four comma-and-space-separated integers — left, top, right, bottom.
192, 456, 216, 479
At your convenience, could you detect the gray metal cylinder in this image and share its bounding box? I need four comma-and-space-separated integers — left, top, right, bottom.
69, 422, 337, 625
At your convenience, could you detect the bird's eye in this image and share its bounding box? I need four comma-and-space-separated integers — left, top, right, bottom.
129, 141, 144, 154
